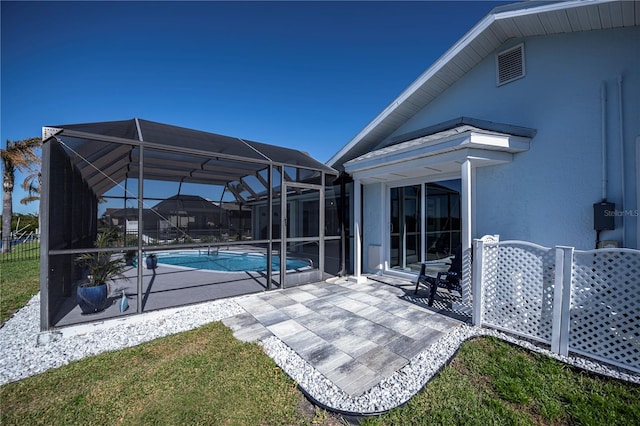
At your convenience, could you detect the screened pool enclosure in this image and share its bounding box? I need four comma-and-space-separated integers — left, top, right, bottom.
39, 119, 342, 330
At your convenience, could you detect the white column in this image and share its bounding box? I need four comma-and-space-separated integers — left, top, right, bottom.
420, 182, 426, 264
458, 159, 473, 308
350, 178, 366, 283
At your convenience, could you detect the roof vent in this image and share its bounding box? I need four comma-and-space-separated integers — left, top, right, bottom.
496, 43, 525, 86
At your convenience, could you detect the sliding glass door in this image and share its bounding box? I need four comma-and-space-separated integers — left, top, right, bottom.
425, 181, 461, 261
390, 185, 421, 271
389, 179, 461, 273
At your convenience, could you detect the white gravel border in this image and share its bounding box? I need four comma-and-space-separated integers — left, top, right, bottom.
2, 292, 638, 415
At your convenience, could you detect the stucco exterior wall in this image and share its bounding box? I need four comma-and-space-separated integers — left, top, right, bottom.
378, 26, 639, 250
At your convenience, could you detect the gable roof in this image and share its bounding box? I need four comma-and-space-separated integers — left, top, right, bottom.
328, 0, 639, 170
153, 194, 221, 214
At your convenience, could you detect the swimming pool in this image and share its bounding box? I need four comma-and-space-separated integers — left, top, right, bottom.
154, 250, 312, 272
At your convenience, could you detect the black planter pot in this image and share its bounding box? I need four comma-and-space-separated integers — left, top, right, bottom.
146, 256, 158, 269
77, 284, 108, 314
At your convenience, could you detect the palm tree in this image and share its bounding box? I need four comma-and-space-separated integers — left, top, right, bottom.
20, 171, 41, 205
1, 137, 42, 253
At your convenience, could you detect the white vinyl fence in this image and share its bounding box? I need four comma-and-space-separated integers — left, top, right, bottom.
472, 235, 640, 374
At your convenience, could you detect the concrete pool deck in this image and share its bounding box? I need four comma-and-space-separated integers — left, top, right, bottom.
52, 263, 325, 328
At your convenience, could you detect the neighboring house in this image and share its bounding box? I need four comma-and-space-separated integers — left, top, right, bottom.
104, 207, 156, 233
328, 0, 639, 281
105, 194, 249, 240
153, 194, 229, 236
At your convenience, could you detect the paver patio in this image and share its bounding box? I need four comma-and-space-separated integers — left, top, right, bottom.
223, 276, 465, 396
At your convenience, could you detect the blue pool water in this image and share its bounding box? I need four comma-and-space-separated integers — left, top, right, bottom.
155, 251, 311, 272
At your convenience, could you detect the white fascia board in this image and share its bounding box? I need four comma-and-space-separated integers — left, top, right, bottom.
463, 148, 514, 164
493, 0, 614, 21
467, 132, 531, 152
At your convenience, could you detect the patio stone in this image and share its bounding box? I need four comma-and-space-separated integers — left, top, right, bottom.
332, 333, 378, 358
305, 342, 343, 365
220, 312, 258, 329
267, 294, 298, 309
307, 323, 353, 341
236, 298, 278, 315
305, 287, 334, 298
254, 309, 290, 326
333, 298, 371, 314
385, 334, 425, 359
230, 322, 272, 342
314, 349, 354, 374
380, 301, 418, 316
285, 329, 326, 355
303, 298, 334, 311
342, 316, 375, 331
369, 311, 399, 328
348, 321, 401, 344
322, 305, 353, 320
356, 346, 408, 377
377, 315, 416, 336
345, 292, 385, 306
296, 311, 344, 328
406, 326, 444, 342
325, 359, 382, 396
267, 319, 308, 339
397, 306, 435, 321
283, 288, 318, 302
279, 302, 314, 318
354, 305, 384, 321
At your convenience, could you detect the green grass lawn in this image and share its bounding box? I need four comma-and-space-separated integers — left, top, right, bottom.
1, 258, 638, 425
0, 258, 40, 324
362, 337, 640, 425
0, 322, 323, 425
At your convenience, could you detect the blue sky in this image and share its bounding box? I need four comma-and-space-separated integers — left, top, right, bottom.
2, 0, 509, 214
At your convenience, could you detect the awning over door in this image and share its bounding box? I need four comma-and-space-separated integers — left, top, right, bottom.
344, 117, 536, 183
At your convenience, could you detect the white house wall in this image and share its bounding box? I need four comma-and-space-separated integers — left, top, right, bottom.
375, 26, 639, 250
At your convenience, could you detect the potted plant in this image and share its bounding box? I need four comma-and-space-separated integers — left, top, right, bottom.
75, 231, 128, 314
145, 253, 158, 270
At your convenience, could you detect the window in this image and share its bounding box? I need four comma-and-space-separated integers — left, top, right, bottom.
496, 43, 525, 86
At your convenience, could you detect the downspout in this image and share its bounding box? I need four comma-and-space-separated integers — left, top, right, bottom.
601, 82, 608, 202
618, 75, 626, 247
597, 82, 607, 249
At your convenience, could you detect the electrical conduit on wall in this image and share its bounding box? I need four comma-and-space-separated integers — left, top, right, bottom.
618, 75, 626, 247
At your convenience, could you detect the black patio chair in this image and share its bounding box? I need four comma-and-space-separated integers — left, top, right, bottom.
414, 245, 462, 306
